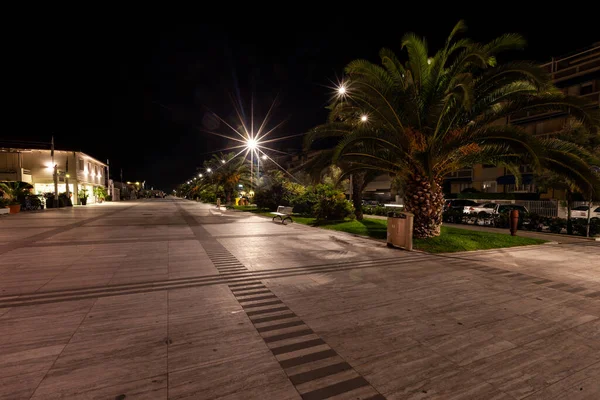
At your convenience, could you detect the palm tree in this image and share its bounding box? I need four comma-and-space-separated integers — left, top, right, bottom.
208, 153, 250, 204
0, 181, 33, 204
309, 21, 600, 238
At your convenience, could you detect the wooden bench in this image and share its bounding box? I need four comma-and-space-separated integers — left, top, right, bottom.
271, 206, 294, 224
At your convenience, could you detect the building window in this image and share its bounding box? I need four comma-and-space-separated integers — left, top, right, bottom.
482, 181, 497, 193
458, 183, 472, 192
79, 159, 84, 171
482, 164, 495, 169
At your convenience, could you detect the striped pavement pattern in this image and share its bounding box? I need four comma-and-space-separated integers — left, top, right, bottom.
203, 244, 387, 400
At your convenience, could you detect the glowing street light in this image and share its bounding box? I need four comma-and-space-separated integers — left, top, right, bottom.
198, 173, 203, 178
337, 85, 347, 95
221, 159, 226, 164
207, 168, 212, 173
360, 114, 368, 122
247, 138, 257, 150
261, 154, 268, 160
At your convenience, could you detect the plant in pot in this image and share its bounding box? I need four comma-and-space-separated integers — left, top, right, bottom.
0, 181, 33, 214
78, 189, 89, 205
93, 186, 107, 203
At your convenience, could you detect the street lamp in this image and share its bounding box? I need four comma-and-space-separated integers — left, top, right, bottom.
261, 154, 267, 160
207, 168, 212, 173
360, 114, 368, 122
247, 138, 257, 150
221, 159, 226, 164
198, 173, 203, 178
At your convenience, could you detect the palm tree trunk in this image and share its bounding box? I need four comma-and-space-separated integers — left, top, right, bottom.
403, 174, 445, 238
351, 173, 364, 220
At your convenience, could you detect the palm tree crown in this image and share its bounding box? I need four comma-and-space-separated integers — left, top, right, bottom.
307, 21, 600, 238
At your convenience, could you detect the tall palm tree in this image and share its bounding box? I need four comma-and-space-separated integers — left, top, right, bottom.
309, 21, 600, 238
208, 152, 250, 203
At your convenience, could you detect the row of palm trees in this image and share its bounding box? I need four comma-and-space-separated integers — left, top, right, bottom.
180, 22, 599, 239
305, 21, 600, 238
179, 153, 250, 203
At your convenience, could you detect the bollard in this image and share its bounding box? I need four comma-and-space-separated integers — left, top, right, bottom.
510, 209, 519, 236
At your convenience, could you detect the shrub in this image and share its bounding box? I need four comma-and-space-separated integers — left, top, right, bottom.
313, 193, 354, 220
106, 195, 112, 201
548, 218, 567, 234
442, 209, 465, 223
571, 218, 600, 237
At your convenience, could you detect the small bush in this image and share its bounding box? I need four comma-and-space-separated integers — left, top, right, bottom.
571, 218, 600, 237
313, 194, 354, 220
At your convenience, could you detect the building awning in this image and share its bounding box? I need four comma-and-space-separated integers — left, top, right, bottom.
496, 174, 533, 185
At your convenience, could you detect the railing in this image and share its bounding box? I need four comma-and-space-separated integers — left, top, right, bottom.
541, 45, 600, 82
516, 200, 558, 217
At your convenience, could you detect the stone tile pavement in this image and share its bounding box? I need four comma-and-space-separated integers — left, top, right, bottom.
0, 199, 598, 399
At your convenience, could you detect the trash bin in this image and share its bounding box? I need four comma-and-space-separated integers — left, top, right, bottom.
387, 212, 414, 250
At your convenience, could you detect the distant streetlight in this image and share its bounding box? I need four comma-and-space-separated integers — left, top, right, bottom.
261, 154, 268, 160
360, 114, 368, 122
221, 159, 226, 164
207, 168, 212, 173
337, 85, 346, 95
198, 173, 203, 178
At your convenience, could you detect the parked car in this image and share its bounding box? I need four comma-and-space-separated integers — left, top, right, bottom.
444, 199, 478, 211
464, 203, 529, 215
571, 205, 600, 219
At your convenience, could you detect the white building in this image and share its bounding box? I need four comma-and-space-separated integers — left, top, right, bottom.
0, 147, 108, 205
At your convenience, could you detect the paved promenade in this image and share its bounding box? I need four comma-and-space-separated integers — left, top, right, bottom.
1, 199, 599, 399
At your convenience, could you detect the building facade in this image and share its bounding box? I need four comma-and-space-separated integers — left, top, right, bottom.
0, 147, 108, 205
445, 43, 600, 198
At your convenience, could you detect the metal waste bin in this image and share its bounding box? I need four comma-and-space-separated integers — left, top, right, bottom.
387, 212, 414, 250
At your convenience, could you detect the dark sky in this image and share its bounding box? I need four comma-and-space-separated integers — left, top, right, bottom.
5, 10, 598, 190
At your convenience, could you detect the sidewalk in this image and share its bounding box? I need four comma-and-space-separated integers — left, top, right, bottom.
444, 222, 597, 244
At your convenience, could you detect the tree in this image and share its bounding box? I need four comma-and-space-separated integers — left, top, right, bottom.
535, 120, 600, 233
309, 21, 600, 238
298, 149, 381, 220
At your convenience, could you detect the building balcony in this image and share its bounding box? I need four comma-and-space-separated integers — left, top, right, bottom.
541, 44, 600, 83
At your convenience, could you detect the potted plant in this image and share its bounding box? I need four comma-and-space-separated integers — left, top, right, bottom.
78, 189, 89, 205
0, 181, 33, 214
93, 186, 107, 203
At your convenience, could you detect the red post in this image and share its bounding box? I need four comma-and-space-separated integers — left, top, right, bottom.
510, 209, 519, 236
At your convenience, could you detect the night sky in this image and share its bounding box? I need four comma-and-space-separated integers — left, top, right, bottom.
5, 10, 598, 190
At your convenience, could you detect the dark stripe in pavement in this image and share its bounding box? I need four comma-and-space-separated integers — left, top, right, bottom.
549, 283, 569, 289
271, 338, 326, 355
564, 287, 586, 293
234, 289, 272, 297
263, 329, 314, 343
245, 306, 289, 316
363, 394, 387, 400
256, 320, 304, 333
533, 279, 553, 284
243, 300, 283, 309
289, 362, 353, 385
231, 285, 267, 292
585, 291, 600, 298
301, 376, 370, 400
238, 295, 279, 303
279, 350, 337, 369
252, 313, 297, 324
